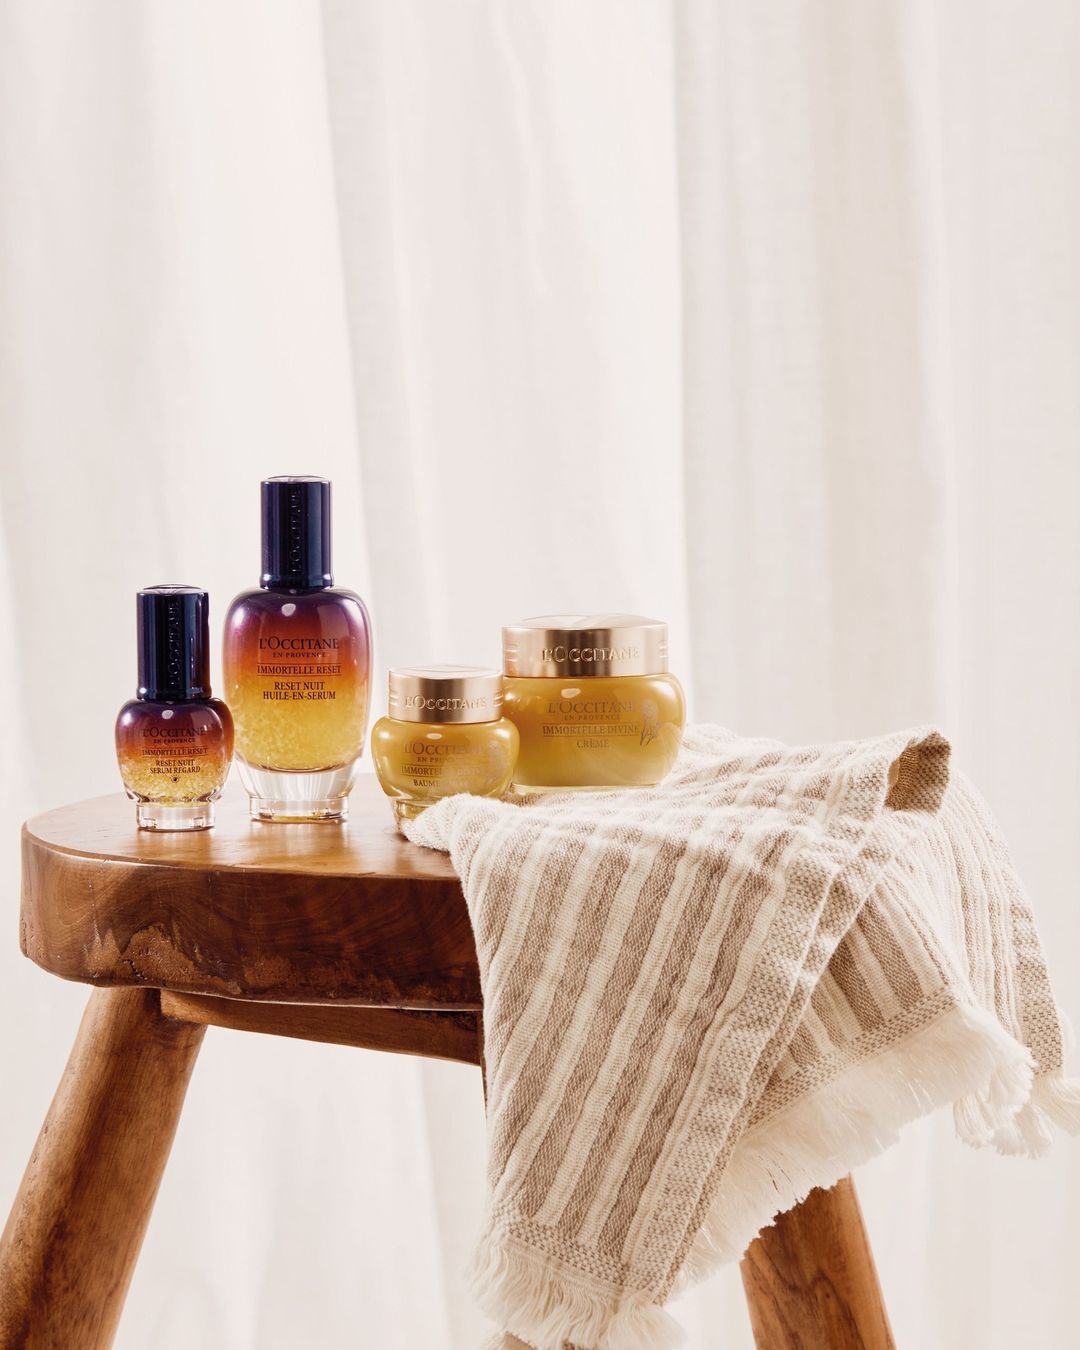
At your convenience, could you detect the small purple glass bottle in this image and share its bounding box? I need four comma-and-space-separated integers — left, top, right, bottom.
115, 586, 234, 830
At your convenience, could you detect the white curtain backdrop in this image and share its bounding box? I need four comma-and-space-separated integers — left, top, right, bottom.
2, 2, 1078, 1346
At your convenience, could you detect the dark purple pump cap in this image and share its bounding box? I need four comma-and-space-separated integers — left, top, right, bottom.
137, 586, 211, 701
261, 476, 333, 590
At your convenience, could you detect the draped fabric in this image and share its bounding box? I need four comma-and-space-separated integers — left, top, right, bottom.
1, 3, 1078, 1346
407, 726, 1074, 1349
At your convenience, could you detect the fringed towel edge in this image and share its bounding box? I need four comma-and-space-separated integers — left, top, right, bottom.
469, 1229, 683, 1350
674, 999, 1036, 1291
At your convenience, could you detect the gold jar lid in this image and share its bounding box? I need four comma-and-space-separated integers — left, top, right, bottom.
388, 665, 504, 724
502, 614, 669, 678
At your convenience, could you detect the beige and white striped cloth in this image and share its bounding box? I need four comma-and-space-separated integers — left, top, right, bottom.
406, 725, 1078, 1350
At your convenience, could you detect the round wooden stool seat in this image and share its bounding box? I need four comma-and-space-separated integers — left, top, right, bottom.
2, 783, 894, 1350
21, 777, 479, 1010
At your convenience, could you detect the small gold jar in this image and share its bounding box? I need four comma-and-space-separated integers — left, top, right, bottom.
502, 614, 685, 790
370, 666, 519, 827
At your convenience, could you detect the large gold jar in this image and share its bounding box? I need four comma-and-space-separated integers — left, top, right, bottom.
502, 614, 685, 790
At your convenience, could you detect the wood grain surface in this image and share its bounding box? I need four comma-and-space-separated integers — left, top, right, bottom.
20, 779, 481, 1009
740, 1176, 895, 1349
0, 989, 205, 1349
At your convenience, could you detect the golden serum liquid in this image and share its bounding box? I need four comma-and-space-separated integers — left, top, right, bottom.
223, 477, 372, 821
502, 614, 685, 789
224, 589, 370, 768
116, 700, 233, 817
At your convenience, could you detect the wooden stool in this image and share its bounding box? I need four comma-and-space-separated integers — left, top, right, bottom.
0, 782, 894, 1349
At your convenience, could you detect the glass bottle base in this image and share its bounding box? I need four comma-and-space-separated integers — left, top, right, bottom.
392, 798, 431, 827
249, 795, 348, 823
136, 801, 215, 831
236, 759, 356, 823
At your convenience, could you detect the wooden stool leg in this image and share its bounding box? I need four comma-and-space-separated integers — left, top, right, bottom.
740, 1176, 895, 1350
0, 988, 205, 1349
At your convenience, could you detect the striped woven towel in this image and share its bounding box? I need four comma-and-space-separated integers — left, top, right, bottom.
405, 724, 1079, 1350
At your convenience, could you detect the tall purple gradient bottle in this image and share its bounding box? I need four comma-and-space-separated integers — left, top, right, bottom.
223, 477, 373, 822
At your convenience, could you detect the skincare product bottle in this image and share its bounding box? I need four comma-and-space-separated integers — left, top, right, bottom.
502, 614, 685, 789
223, 476, 373, 822
371, 666, 518, 828
115, 586, 234, 831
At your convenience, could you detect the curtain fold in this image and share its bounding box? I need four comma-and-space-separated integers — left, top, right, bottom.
1, 2, 1078, 1346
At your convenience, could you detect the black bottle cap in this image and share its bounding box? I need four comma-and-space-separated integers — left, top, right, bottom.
137, 586, 212, 701
260, 476, 333, 590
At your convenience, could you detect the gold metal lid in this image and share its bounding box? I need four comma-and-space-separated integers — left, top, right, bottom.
387, 665, 504, 724
502, 614, 669, 678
